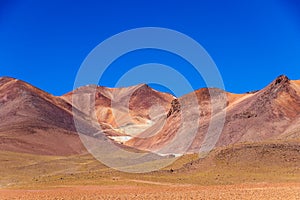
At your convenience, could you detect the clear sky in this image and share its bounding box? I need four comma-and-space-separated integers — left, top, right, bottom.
0, 0, 300, 96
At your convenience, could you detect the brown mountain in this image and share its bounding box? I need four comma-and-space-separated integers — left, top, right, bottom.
126, 75, 300, 154
63, 84, 174, 138
0, 77, 96, 155
1, 75, 300, 157
1, 75, 300, 196
0, 77, 174, 156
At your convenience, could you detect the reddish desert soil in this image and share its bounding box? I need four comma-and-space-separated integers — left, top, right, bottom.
0, 183, 300, 200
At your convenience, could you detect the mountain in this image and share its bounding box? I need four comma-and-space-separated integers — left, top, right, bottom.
0, 77, 96, 155
0, 77, 175, 156
125, 75, 300, 154
217, 75, 300, 144
1, 75, 300, 194
1, 75, 300, 157
63, 84, 174, 140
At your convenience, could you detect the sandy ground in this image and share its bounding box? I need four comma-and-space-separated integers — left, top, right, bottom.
0, 183, 300, 200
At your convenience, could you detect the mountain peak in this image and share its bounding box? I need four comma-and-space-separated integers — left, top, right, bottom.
273, 75, 290, 86
254, 75, 292, 102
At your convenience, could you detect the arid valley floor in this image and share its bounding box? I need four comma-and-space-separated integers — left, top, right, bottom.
0, 144, 299, 199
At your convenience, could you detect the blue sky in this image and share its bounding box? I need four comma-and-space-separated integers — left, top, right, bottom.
0, 0, 300, 96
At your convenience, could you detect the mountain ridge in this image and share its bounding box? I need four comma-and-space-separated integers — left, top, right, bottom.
0, 75, 300, 156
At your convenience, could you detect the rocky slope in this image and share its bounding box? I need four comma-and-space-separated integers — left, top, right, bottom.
1, 75, 300, 156
63, 84, 174, 141
0, 77, 100, 155
126, 75, 300, 154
